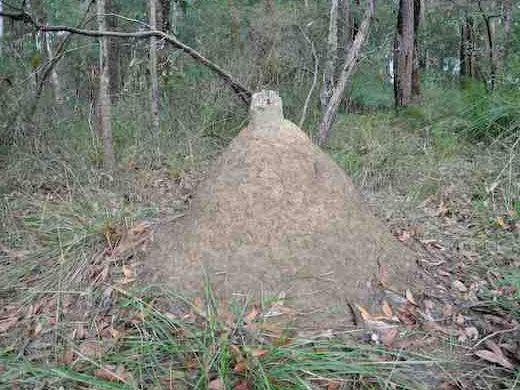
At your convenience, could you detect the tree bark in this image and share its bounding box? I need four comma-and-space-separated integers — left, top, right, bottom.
393, 0, 414, 107
460, 14, 477, 80
0, 1, 3, 56
320, 0, 339, 111
44, 34, 63, 104
159, 0, 171, 32
227, 0, 240, 45
106, 0, 120, 102
149, 0, 160, 136
97, 0, 115, 169
318, 5, 373, 145
503, 0, 512, 60
411, 0, 420, 100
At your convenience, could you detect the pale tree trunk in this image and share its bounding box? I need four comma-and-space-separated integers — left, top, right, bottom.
411, 0, 421, 100
393, 0, 414, 107
339, 0, 354, 110
503, 0, 512, 60
320, 0, 339, 111
149, 0, 160, 136
97, 0, 115, 169
318, 4, 373, 145
478, 1, 497, 90
44, 34, 64, 104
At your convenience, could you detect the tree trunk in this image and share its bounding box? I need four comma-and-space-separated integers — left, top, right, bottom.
149, 0, 160, 137
318, 5, 373, 145
411, 0, 421, 100
393, 0, 414, 107
460, 15, 477, 80
321, 0, 339, 111
44, 34, 63, 104
97, 0, 115, 169
0, 1, 3, 56
227, 0, 241, 45
106, 0, 120, 102
503, 0, 512, 61
483, 15, 497, 90
340, 0, 353, 58
159, 0, 171, 32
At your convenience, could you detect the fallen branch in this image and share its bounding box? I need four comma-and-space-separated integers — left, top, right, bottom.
0, 10, 252, 104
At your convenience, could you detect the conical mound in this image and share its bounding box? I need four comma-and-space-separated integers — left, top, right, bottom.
149, 91, 420, 326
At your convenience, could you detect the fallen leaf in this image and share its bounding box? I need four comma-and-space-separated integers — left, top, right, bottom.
244, 306, 260, 324
250, 349, 268, 358
58, 349, 75, 365
464, 327, 479, 341
405, 289, 417, 305
122, 264, 134, 279
381, 328, 399, 347
356, 304, 372, 321
234, 380, 252, 390
377, 262, 390, 287
233, 360, 248, 374
452, 280, 468, 293
327, 381, 341, 390
33, 321, 43, 336
208, 378, 225, 390
94, 365, 129, 382
398, 230, 411, 242
79, 340, 104, 358
474, 349, 514, 370
0, 317, 18, 333
382, 300, 393, 318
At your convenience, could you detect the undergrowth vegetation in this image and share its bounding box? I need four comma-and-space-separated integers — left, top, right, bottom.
1, 75, 519, 388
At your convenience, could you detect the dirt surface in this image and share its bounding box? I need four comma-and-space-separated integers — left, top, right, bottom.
147, 91, 423, 327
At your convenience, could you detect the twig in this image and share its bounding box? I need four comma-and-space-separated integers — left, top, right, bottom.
298, 26, 319, 129
471, 326, 519, 350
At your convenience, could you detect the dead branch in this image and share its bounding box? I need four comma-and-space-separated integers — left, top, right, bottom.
0, 10, 252, 104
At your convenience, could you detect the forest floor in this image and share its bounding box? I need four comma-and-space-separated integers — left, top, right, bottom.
0, 109, 519, 389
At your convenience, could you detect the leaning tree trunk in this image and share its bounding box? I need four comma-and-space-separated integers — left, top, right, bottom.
97, 0, 115, 169
149, 0, 160, 137
318, 5, 373, 145
393, 0, 414, 107
320, 0, 339, 111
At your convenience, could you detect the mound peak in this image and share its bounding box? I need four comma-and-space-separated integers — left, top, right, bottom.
148, 91, 421, 326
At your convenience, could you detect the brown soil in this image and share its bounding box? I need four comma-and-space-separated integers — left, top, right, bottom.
147, 91, 422, 327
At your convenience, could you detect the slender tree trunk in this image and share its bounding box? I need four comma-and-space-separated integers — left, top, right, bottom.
503, 0, 512, 61
460, 14, 478, 81
159, 0, 171, 32
340, 0, 353, 57
321, 0, 339, 111
97, 0, 115, 169
44, 34, 63, 104
227, 0, 241, 45
149, 0, 160, 137
106, 0, 120, 102
483, 16, 497, 90
0, 1, 3, 56
318, 5, 373, 145
393, 0, 414, 107
411, 0, 421, 100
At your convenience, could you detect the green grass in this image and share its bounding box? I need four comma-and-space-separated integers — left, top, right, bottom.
0, 286, 437, 389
